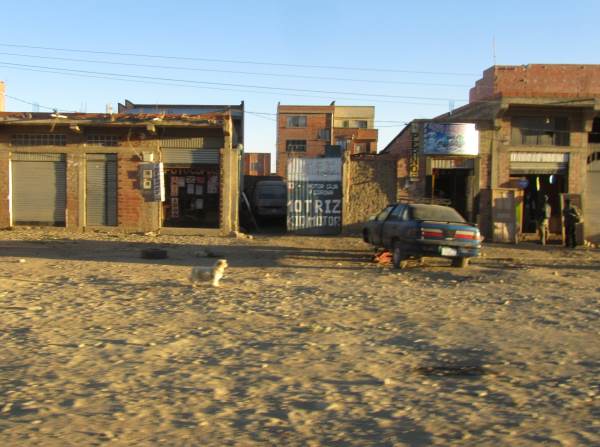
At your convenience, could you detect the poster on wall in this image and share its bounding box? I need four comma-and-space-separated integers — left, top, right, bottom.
423, 123, 479, 156
207, 175, 218, 194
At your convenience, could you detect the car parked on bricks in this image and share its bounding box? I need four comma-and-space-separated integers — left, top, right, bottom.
362, 203, 482, 268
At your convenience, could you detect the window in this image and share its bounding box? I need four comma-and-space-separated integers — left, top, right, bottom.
317, 128, 331, 140
286, 140, 306, 152
354, 120, 368, 128
376, 206, 395, 221
354, 142, 368, 154
589, 117, 600, 144
286, 115, 307, 128
511, 116, 570, 146
12, 134, 66, 146
86, 135, 120, 147
335, 138, 348, 150
388, 205, 407, 221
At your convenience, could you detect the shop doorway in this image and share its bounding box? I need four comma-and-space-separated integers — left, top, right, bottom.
163, 165, 220, 228
514, 174, 566, 234
426, 169, 470, 219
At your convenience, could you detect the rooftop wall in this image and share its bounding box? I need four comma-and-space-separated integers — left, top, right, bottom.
470, 65, 600, 102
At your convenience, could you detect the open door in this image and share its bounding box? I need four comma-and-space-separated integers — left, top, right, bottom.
560, 193, 583, 246
491, 188, 518, 243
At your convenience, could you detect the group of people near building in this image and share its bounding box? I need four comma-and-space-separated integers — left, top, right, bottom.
537, 195, 582, 248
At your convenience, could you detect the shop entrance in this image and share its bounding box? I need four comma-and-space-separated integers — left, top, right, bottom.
426, 169, 470, 219
512, 174, 566, 234
163, 165, 220, 228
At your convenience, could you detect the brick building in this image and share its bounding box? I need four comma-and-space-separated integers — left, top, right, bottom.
0, 111, 241, 234
385, 65, 600, 243
276, 103, 378, 177
243, 152, 271, 176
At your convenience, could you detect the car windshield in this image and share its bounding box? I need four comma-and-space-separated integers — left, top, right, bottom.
409, 204, 465, 222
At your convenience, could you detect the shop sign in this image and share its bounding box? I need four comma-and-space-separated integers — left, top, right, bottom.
423, 123, 479, 156
286, 158, 342, 235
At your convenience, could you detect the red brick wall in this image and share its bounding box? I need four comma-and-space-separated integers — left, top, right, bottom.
470, 65, 600, 102
276, 107, 333, 177
243, 153, 271, 176
117, 153, 144, 229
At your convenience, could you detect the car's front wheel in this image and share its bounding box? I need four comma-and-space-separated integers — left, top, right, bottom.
451, 257, 469, 268
392, 241, 408, 269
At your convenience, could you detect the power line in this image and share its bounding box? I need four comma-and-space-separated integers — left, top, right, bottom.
4, 93, 77, 113
0, 51, 471, 88
0, 43, 479, 77
0, 61, 467, 102
0, 63, 460, 106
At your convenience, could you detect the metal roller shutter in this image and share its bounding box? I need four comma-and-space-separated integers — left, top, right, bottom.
12, 153, 66, 225
86, 154, 117, 226
160, 136, 222, 164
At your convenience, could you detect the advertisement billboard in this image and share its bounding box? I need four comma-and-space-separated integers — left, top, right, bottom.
423, 123, 479, 156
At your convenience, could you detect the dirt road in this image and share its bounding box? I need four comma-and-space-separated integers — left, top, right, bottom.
1, 229, 598, 446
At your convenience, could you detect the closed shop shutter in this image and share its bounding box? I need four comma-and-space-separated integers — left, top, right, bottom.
12, 153, 66, 225
509, 152, 569, 174
584, 157, 600, 242
86, 154, 117, 226
162, 148, 220, 164
160, 136, 222, 164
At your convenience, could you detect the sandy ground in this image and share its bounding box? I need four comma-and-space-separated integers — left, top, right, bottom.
0, 228, 599, 446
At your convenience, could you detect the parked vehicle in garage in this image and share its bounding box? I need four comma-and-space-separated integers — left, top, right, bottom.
362, 203, 482, 268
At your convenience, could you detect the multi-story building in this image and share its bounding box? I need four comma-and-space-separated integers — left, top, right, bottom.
276, 103, 378, 176
385, 64, 600, 243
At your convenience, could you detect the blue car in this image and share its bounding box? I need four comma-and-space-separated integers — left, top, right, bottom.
362, 203, 482, 268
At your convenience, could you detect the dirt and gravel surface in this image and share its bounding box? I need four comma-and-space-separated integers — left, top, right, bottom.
1, 228, 599, 446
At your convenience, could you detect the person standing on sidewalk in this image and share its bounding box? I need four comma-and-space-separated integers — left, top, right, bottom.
537, 195, 552, 245
563, 199, 582, 249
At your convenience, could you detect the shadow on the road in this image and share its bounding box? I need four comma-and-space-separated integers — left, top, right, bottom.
0, 238, 372, 271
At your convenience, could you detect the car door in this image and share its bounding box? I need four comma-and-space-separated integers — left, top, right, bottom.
381, 204, 407, 248
368, 205, 395, 246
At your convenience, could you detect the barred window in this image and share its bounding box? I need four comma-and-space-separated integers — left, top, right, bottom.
86, 135, 120, 147
12, 134, 66, 146
286, 115, 307, 128
286, 140, 306, 152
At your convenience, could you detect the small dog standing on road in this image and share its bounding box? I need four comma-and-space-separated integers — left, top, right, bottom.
189, 259, 228, 287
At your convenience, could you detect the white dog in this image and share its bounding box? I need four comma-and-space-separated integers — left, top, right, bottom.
189, 259, 228, 287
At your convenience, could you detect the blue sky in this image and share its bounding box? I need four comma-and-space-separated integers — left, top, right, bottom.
1, 0, 598, 165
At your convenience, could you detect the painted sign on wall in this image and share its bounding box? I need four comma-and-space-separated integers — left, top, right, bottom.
423, 123, 479, 156
286, 158, 342, 235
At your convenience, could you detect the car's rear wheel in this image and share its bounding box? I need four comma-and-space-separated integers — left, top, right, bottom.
451, 257, 469, 268
392, 241, 408, 269
362, 230, 370, 243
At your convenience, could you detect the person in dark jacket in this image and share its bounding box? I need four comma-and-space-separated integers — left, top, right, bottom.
537, 195, 552, 245
563, 199, 581, 248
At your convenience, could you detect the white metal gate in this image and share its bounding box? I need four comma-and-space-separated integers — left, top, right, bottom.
11, 153, 67, 225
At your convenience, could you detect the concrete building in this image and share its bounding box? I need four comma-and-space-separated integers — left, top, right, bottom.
385, 64, 600, 243
276, 103, 378, 177
0, 111, 241, 235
